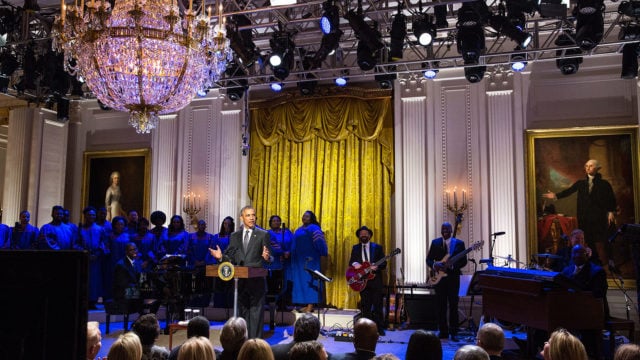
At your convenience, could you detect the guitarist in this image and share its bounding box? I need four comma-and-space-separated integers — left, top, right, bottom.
349, 225, 387, 336
426, 221, 467, 342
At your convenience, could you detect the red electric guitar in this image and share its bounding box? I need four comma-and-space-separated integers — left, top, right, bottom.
346, 248, 401, 292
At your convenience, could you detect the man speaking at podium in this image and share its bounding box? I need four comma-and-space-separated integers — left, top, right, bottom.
209, 206, 272, 339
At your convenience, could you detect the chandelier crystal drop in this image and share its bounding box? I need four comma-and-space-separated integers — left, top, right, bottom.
52, 0, 231, 133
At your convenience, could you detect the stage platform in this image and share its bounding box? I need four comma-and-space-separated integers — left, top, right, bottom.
293, 308, 361, 331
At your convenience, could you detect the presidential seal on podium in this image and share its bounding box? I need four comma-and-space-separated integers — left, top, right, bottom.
218, 261, 235, 281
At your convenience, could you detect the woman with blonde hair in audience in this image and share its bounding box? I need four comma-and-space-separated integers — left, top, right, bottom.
615, 343, 640, 360
177, 336, 215, 360
541, 328, 587, 360
237, 338, 274, 360
108, 332, 143, 360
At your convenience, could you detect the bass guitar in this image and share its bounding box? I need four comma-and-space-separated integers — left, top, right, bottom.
427, 240, 484, 286
346, 248, 401, 292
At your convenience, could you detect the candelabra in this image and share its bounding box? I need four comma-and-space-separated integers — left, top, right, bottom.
183, 192, 202, 228
445, 187, 468, 225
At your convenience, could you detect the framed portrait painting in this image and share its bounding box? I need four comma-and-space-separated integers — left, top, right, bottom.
81, 149, 151, 219
526, 126, 639, 279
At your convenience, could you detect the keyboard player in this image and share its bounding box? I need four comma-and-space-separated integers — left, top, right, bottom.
559, 244, 608, 358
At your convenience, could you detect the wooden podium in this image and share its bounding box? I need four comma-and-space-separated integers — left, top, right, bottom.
206, 265, 268, 317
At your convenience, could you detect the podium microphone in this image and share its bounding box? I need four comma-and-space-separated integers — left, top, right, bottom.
491, 231, 506, 236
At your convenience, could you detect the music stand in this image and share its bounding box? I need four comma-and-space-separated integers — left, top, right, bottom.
305, 267, 332, 331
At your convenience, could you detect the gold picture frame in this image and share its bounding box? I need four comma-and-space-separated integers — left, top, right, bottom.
526, 126, 639, 279
81, 148, 151, 218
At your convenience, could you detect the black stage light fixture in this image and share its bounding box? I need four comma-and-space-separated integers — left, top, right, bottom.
227, 86, 246, 101
618, 1, 640, 17
389, 10, 407, 60
464, 64, 486, 83
225, 63, 249, 101
310, 29, 342, 69
555, 32, 583, 75
574, 0, 604, 50
537, 0, 570, 17
434, 5, 449, 28
357, 40, 378, 70
413, 14, 437, 46
269, 32, 296, 80
510, 48, 527, 72
0, 75, 9, 93
375, 67, 397, 89
621, 43, 640, 79
298, 73, 318, 95
227, 15, 258, 66
488, 14, 532, 48
345, 10, 385, 52
456, 25, 485, 64
320, 0, 341, 35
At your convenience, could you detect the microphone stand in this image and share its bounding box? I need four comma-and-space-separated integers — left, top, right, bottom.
612, 274, 633, 320
304, 266, 332, 334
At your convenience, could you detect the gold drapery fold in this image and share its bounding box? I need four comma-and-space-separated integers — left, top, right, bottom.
248, 91, 395, 309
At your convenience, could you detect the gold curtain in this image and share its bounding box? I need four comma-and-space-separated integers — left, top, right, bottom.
248, 89, 395, 309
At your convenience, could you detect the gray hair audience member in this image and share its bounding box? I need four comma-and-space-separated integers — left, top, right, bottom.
219, 317, 248, 360
237, 338, 274, 360
270, 313, 321, 360
177, 336, 215, 360
375, 354, 401, 360
454, 345, 490, 360
107, 332, 143, 360
130, 313, 169, 360
405, 329, 442, 360
614, 344, 640, 360
476, 323, 505, 359
289, 340, 328, 360
168, 316, 212, 360
87, 321, 102, 360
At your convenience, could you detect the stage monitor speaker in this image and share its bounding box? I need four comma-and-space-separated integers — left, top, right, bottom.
404, 294, 438, 330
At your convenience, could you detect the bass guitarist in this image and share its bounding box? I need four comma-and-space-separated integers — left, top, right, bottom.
349, 225, 387, 336
426, 221, 467, 342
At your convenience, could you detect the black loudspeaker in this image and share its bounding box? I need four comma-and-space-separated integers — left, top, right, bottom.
404, 293, 438, 329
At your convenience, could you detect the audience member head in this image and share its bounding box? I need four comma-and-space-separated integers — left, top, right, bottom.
476, 323, 505, 356
453, 345, 490, 360
293, 313, 321, 342
107, 332, 143, 360
220, 317, 248, 355
571, 244, 589, 267
353, 317, 379, 353
542, 328, 587, 360
405, 329, 442, 360
374, 354, 401, 360
150, 211, 167, 227
187, 316, 210, 339
237, 338, 274, 360
569, 229, 585, 247
177, 336, 215, 360
131, 313, 162, 347
86, 321, 102, 360
289, 340, 327, 360
614, 343, 640, 360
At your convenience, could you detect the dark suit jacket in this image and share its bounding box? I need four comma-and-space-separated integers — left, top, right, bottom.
329, 349, 376, 360
555, 173, 616, 230
426, 237, 467, 275
349, 242, 386, 289
113, 256, 142, 300
224, 226, 272, 267
561, 261, 608, 299
270, 341, 296, 360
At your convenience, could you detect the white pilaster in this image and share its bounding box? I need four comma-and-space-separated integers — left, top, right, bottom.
3, 107, 31, 224
151, 114, 179, 218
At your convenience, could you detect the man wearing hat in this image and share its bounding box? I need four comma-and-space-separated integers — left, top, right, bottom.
349, 225, 387, 336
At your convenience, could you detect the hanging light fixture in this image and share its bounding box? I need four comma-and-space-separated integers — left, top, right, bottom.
52, 0, 231, 133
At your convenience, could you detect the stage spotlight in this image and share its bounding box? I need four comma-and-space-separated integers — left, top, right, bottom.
270, 81, 284, 92
311, 30, 342, 69
320, 0, 340, 35
389, 10, 407, 60
269, 32, 295, 80
357, 40, 378, 71
423, 68, 439, 79
510, 51, 527, 72
537, 0, 570, 17
227, 15, 258, 66
574, 0, 604, 50
464, 64, 486, 83
621, 43, 640, 79
227, 87, 245, 101
413, 14, 437, 46
335, 74, 348, 86
375, 73, 397, 89
619, 1, 640, 17
457, 1, 490, 27
434, 5, 449, 28
555, 32, 583, 75
456, 25, 485, 64
345, 9, 385, 52
488, 14, 532, 48
298, 79, 317, 95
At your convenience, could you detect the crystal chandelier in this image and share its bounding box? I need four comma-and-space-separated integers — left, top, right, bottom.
52, 0, 232, 133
